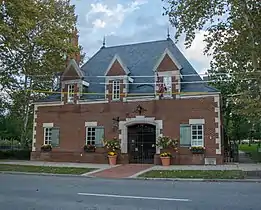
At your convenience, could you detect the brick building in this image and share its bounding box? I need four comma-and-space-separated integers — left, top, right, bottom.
31, 35, 224, 165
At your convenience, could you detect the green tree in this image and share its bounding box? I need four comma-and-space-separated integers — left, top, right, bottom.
163, 0, 261, 142
0, 0, 82, 148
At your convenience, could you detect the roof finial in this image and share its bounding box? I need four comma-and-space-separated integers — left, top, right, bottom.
167, 27, 170, 40
101, 35, 106, 49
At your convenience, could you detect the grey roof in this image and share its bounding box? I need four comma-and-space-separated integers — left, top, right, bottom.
38, 38, 218, 102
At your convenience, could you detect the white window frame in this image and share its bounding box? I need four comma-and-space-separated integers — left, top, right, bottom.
86, 126, 104, 146
112, 80, 120, 100
67, 84, 75, 102
191, 124, 204, 146
44, 127, 52, 145
163, 76, 172, 98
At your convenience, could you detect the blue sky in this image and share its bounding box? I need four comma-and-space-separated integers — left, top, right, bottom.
71, 0, 212, 75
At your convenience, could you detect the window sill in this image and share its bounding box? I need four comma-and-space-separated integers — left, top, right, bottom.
111, 99, 121, 102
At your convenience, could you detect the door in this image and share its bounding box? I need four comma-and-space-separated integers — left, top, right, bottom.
128, 124, 156, 164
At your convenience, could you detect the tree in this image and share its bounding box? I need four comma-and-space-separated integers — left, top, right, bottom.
0, 0, 82, 147
163, 0, 261, 141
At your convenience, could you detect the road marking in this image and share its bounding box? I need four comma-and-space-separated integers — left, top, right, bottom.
77, 193, 191, 202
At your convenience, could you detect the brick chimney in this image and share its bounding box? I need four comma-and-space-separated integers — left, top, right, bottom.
66, 27, 81, 66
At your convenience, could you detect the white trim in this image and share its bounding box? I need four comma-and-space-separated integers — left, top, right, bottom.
77, 100, 109, 104
32, 105, 37, 151
42, 123, 54, 128
126, 96, 155, 102
62, 79, 89, 87
180, 93, 220, 99
189, 119, 205, 125
191, 124, 204, 147
153, 48, 182, 71
33, 102, 64, 106
85, 122, 98, 127
112, 80, 120, 100
61, 59, 84, 80
104, 54, 130, 76
118, 116, 163, 154
105, 75, 133, 83
214, 95, 222, 155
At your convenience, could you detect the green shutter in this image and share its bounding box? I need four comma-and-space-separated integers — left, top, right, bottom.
51, 128, 60, 147
95, 127, 104, 147
180, 124, 191, 147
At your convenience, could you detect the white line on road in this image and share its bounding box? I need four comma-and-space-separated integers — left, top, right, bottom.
77, 193, 191, 202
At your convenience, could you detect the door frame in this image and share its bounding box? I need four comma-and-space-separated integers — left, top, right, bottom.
118, 116, 163, 155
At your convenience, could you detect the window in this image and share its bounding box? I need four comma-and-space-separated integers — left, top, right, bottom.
163, 76, 172, 97
86, 126, 104, 146
112, 80, 120, 100
191, 125, 204, 146
180, 124, 191, 146
43, 127, 60, 146
67, 84, 75, 102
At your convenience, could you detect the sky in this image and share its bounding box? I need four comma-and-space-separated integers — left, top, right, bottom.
71, 0, 212, 75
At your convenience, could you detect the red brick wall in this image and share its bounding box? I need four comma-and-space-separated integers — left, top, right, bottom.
32, 97, 223, 164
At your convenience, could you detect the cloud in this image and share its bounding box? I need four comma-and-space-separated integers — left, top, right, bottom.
86, 0, 148, 30
178, 31, 212, 74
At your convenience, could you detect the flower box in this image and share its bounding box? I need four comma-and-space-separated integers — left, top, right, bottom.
190, 146, 205, 154
83, 144, 96, 153
41, 144, 52, 152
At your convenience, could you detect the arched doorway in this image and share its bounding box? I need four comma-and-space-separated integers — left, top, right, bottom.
127, 124, 156, 164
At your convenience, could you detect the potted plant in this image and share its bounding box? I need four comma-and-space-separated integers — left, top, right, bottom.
83, 144, 96, 152
41, 144, 52, 152
156, 136, 178, 166
189, 146, 205, 154
160, 152, 172, 166
103, 137, 121, 165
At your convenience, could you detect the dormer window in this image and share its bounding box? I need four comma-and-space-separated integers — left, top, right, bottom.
68, 84, 75, 103
112, 80, 120, 100
163, 76, 172, 98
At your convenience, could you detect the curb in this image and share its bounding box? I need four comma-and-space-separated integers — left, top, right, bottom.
1, 171, 261, 183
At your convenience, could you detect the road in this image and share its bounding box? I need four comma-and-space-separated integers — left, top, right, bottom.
0, 174, 261, 210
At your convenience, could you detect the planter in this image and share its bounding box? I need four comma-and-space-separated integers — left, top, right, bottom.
84, 148, 96, 153
108, 155, 117, 165
191, 150, 205, 154
41, 148, 52, 152
160, 156, 171, 166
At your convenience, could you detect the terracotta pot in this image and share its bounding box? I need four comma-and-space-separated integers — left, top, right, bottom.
160, 157, 171, 166
108, 155, 117, 165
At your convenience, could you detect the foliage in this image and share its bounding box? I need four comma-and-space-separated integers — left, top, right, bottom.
83, 144, 96, 152
156, 136, 178, 149
108, 151, 117, 156
41, 144, 52, 152
103, 137, 121, 152
163, 0, 261, 142
0, 150, 31, 160
189, 146, 205, 154
160, 152, 172, 157
0, 0, 83, 148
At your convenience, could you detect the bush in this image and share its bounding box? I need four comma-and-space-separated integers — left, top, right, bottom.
0, 150, 31, 160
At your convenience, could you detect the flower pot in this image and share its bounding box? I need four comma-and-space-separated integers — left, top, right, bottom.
160, 156, 171, 166
108, 155, 117, 165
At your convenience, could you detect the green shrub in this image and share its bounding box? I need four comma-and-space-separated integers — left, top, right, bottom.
0, 150, 31, 160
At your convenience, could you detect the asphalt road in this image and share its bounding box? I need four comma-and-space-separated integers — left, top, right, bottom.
0, 174, 261, 210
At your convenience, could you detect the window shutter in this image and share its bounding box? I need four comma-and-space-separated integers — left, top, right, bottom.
51, 128, 60, 147
180, 124, 191, 146
95, 127, 104, 147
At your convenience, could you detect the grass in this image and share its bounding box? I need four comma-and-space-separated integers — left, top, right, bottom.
239, 143, 261, 162
139, 170, 245, 179
0, 164, 96, 175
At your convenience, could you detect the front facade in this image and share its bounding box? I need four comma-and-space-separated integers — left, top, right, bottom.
31, 37, 224, 165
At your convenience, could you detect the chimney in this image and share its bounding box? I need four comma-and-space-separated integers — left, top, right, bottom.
66, 27, 81, 66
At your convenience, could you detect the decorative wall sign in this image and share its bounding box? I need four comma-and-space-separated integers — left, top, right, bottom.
133, 104, 147, 115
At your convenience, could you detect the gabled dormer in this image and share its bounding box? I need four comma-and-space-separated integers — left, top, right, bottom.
153, 48, 182, 99
61, 59, 89, 104
104, 54, 133, 102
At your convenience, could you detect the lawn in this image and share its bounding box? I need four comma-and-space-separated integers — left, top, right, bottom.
0, 164, 96, 175
139, 170, 245, 179
239, 143, 261, 162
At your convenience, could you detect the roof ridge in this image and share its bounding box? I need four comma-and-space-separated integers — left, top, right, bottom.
103, 39, 172, 49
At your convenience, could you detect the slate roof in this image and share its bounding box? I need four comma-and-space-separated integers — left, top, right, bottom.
38, 38, 218, 102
